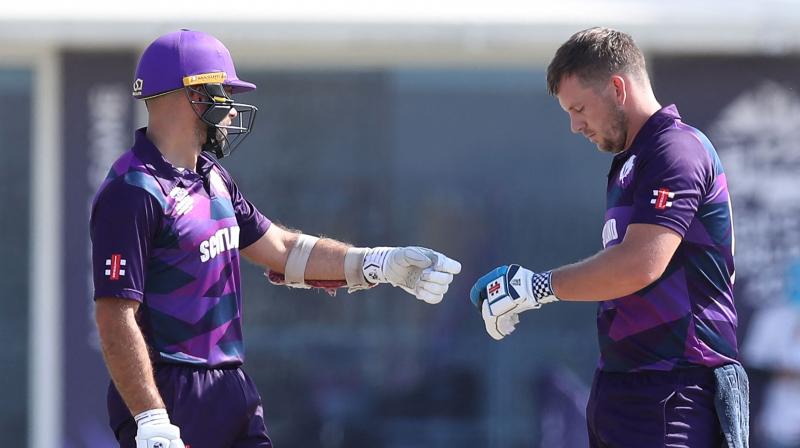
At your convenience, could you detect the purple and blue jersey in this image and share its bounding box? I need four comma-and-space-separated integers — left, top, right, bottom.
599, 105, 738, 372
91, 128, 270, 368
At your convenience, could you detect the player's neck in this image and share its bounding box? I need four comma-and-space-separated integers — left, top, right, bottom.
146, 124, 200, 171
623, 95, 662, 150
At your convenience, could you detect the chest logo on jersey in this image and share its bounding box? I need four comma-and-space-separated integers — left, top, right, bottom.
651, 188, 675, 210
105, 254, 127, 280
602, 219, 618, 248
618, 155, 636, 188
200, 226, 240, 262
169, 186, 194, 215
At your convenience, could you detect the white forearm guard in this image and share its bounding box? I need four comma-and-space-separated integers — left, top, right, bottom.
283, 234, 320, 287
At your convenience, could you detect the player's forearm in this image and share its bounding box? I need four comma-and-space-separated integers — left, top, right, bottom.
95, 299, 164, 415
551, 245, 656, 301
304, 238, 349, 280
241, 225, 353, 281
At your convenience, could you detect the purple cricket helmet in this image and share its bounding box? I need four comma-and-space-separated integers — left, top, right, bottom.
132, 29, 259, 159
132, 29, 256, 99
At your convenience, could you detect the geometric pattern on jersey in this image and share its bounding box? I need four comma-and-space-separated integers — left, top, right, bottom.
210, 196, 236, 220
598, 105, 738, 372
144, 259, 196, 295
91, 128, 270, 367
144, 292, 243, 359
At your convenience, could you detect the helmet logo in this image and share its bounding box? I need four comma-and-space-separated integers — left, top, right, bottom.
132, 78, 143, 96
183, 72, 227, 87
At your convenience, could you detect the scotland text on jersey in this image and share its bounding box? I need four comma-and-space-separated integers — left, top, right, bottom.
199, 226, 240, 262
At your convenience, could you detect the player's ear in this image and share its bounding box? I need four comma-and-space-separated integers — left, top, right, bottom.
183, 87, 209, 116
185, 87, 204, 102
610, 75, 626, 105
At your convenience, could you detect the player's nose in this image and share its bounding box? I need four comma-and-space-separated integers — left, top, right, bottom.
568, 113, 584, 134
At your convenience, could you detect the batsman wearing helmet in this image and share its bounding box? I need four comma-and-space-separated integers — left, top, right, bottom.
91, 30, 461, 448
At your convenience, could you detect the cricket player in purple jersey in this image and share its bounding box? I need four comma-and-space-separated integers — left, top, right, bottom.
91, 29, 461, 448
470, 28, 749, 447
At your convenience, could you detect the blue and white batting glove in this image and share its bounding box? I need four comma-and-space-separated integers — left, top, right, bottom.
135, 409, 185, 448
363, 247, 462, 304
469, 264, 558, 340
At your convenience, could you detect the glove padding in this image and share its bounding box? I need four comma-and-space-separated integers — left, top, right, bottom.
482, 301, 522, 340
364, 247, 462, 304
135, 409, 185, 448
469, 264, 557, 340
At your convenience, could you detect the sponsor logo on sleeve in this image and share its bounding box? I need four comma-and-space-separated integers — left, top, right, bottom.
105, 254, 126, 280
651, 188, 675, 210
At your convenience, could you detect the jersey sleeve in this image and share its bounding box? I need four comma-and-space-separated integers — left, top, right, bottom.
90, 180, 161, 302
629, 132, 711, 237
212, 164, 271, 249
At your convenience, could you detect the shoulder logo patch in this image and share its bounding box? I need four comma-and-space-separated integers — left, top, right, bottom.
619, 155, 636, 187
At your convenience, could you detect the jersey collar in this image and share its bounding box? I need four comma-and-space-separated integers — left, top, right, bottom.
616, 104, 681, 161
132, 127, 211, 195
608, 105, 681, 177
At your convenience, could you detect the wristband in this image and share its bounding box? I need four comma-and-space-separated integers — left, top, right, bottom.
134, 408, 170, 427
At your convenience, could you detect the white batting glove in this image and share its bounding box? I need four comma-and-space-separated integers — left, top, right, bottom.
135, 409, 185, 448
482, 301, 522, 340
470, 264, 558, 340
363, 247, 462, 304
